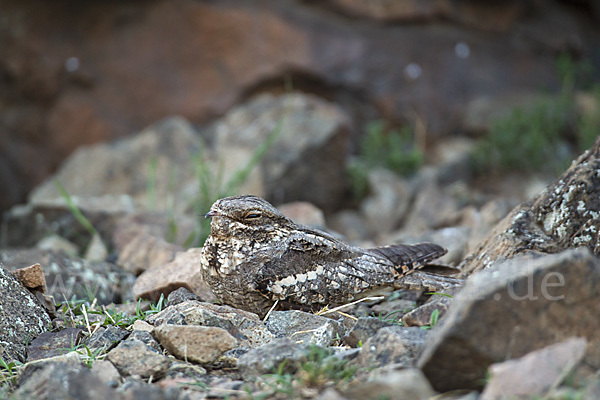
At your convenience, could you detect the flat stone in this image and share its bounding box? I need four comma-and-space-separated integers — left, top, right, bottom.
132, 248, 215, 303
132, 320, 154, 332
148, 300, 273, 348
237, 338, 308, 379
166, 287, 202, 307
352, 326, 428, 369
107, 338, 171, 378
344, 317, 393, 348
163, 360, 207, 381
152, 324, 237, 364
27, 328, 84, 362
83, 325, 130, 352
0, 263, 51, 362
419, 248, 600, 392
481, 337, 587, 400
266, 310, 344, 346
402, 295, 453, 327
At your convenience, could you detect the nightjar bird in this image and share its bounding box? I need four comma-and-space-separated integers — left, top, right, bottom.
200, 195, 447, 317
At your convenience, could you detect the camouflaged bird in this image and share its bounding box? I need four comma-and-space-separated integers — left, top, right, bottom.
200, 195, 447, 317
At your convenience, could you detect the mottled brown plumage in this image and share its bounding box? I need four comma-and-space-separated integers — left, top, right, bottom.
200, 195, 447, 317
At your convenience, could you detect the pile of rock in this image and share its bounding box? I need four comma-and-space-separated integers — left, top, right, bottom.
1, 93, 599, 399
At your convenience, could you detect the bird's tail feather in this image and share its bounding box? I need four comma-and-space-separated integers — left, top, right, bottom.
368, 242, 447, 275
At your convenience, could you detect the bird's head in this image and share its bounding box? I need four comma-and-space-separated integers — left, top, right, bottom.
205, 195, 294, 239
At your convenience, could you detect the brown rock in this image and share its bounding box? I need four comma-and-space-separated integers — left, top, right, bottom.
132, 248, 215, 303
12, 263, 47, 293
460, 137, 600, 277
152, 324, 237, 364
118, 232, 182, 275
419, 248, 600, 392
148, 300, 273, 348
480, 337, 587, 400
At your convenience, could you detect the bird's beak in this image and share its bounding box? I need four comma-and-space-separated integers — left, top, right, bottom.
205, 210, 221, 218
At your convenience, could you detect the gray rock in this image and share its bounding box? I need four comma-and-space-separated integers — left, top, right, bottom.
91, 359, 122, 388
352, 326, 428, 369
419, 248, 600, 392
17, 351, 82, 386
129, 330, 163, 353
117, 379, 187, 400
152, 324, 237, 364
164, 360, 207, 381
278, 201, 327, 230
204, 378, 246, 399
360, 168, 412, 237
344, 317, 393, 348
237, 338, 308, 379
27, 327, 84, 362
327, 210, 371, 243
148, 300, 273, 348
266, 310, 344, 346
369, 298, 417, 319
14, 361, 118, 400
460, 137, 600, 276
29, 117, 202, 215
107, 338, 171, 378
0, 263, 51, 362
166, 287, 202, 307
352, 326, 428, 368
211, 93, 351, 212
401, 170, 462, 235
0, 248, 135, 304
402, 295, 453, 327
1, 196, 135, 250
83, 325, 130, 352
481, 337, 587, 400
344, 368, 435, 400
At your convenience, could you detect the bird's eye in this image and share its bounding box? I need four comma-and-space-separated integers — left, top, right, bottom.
245, 212, 261, 220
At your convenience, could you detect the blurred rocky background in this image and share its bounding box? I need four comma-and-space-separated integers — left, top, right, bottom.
1, 1, 600, 399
